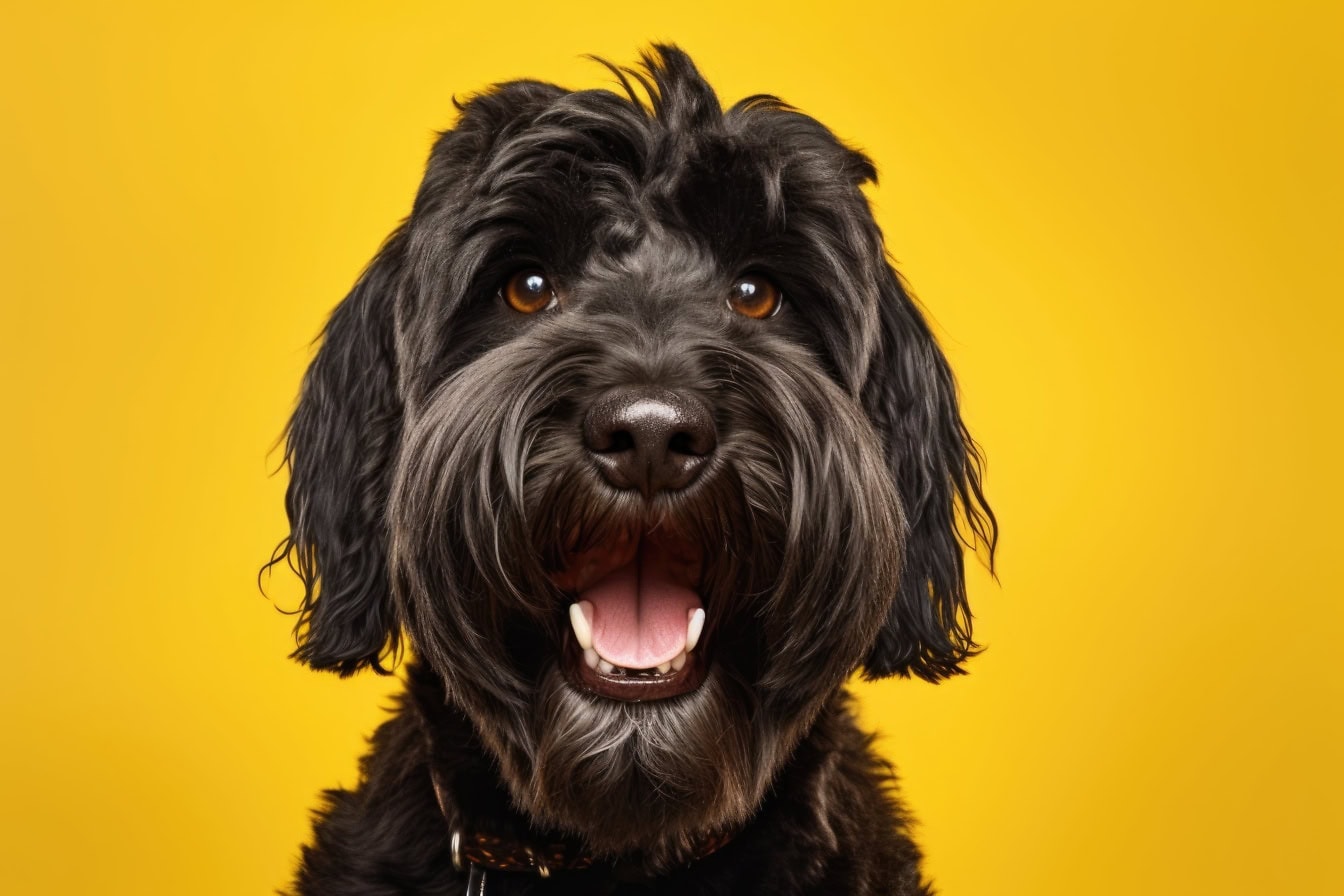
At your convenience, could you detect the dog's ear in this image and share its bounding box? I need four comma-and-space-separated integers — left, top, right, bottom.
861, 267, 997, 681
270, 229, 406, 676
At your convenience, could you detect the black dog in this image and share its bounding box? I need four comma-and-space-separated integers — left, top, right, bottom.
270, 45, 995, 895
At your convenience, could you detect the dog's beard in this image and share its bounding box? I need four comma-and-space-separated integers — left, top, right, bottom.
529, 663, 766, 863
389, 314, 904, 864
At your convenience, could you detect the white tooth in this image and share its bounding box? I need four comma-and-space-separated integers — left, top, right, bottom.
686, 608, 706, 652
598, 659, 616, 674
569, 602, 594, 650
671, 652, 686, 672
584, 648, 599, 670
657, 661, 671, 674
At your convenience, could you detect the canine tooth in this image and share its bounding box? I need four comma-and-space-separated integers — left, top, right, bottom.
598, 659, 616, 674
686, 608, 706, 652
584, 648, 599, 670
657, 661, 671, 674
671, 652, 686, 672
569, 601, 594, 650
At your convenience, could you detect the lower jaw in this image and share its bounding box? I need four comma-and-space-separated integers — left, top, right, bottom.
561, 632, 709, 701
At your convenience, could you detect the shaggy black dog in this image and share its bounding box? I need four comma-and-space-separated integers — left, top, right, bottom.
269, 46, 995, 895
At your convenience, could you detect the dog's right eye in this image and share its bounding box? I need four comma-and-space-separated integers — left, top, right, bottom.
501, 270, 559, 314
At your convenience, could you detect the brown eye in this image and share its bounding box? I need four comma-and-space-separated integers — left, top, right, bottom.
727, 274, 782, 319
501, 269, 558, 314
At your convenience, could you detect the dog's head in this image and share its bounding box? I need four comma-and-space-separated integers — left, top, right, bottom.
271, 46, 994, 863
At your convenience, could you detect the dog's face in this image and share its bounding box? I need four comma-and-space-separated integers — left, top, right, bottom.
274, 47, 993, 865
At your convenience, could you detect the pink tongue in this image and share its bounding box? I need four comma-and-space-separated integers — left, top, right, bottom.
580, 541, 702, 669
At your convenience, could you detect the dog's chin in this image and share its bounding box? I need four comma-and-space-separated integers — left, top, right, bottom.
523, 661, 767, 867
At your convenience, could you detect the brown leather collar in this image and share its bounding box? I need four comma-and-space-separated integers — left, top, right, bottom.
429, 768, 734, 879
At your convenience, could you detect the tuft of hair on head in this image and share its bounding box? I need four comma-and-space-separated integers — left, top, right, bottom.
585, 44, 724, 132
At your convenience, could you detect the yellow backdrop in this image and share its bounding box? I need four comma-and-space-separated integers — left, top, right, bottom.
3, 2, 1340, 893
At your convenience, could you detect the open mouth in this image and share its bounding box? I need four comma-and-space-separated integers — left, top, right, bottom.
551, 531, 708, 701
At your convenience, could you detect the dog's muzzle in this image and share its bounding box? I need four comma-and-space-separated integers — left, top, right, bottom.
547, 387, 717, 702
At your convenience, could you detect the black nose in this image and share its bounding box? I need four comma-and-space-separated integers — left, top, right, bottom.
583, 387, 717, 497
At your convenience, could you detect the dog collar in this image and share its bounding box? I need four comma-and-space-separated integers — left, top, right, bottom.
447, 826, 736, 878
430, 769, 734, 885
449, 827, 594, 877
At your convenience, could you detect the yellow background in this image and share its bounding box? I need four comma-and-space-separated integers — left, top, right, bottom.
3, 2, 1340, 893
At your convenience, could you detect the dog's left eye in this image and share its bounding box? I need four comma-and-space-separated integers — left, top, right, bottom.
501, 269, 559, 314
727, 275, 783, 320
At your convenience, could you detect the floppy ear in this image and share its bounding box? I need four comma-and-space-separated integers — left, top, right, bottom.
861, 266, 997, 681
269, 229, 406, 675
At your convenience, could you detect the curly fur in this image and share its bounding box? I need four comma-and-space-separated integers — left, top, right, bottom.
268, 45, 995, 895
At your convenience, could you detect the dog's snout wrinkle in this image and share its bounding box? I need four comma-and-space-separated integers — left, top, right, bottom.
583, 387, 716, 497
